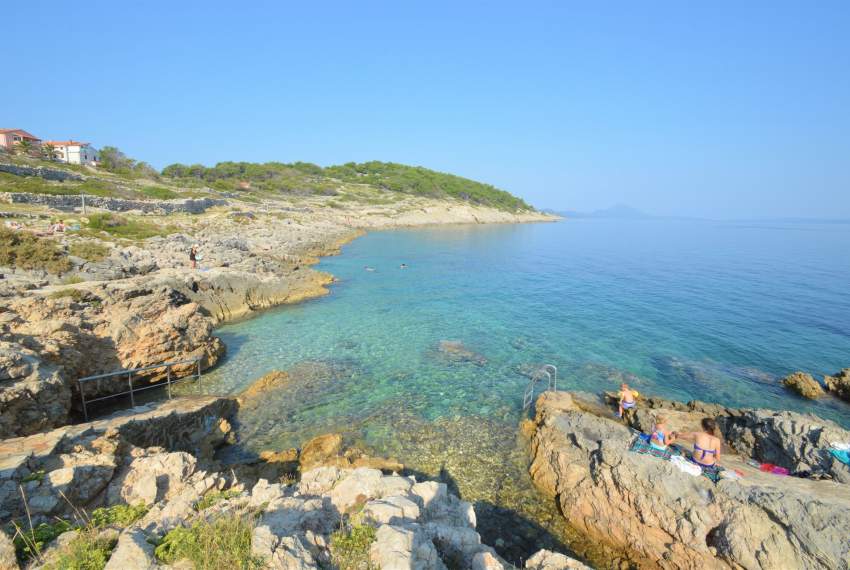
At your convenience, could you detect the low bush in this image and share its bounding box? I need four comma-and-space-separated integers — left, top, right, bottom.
49, 288, 84, 301
12, 519, 74, 562
154, 512, 263, 569
0, 228, 72, 273
194, 489, 241, 511
90, 503, 148, 528
330, 522, 377, 570
86, 213, 168, 240
68, 241, 109, 261
42, 528, 115, 570
141, 186, 179, 200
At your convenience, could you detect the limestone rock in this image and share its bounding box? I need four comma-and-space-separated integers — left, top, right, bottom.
473, 551, 504, 570
299, 434, 343, 471
103, 529, 157, 570
824, 368, 850, 402
528, 390, 850, 569
525, 549, 591, 570
107, 451, 197, 505
370, 524, 445, 570
782, 371, 825, 399
240, 370, 291, 406
437, 340, 487, 366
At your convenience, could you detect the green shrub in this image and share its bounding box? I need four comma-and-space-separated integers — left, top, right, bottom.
21, 469, 46, 483
154, 512, 263, 569
42, 528, 115, 570
86, 213, 168, 240
0, 228, 72, 273
141, 186, 179, 200
12, 519, 74, 562
61, 275, 84, 285
194, 489, 241, 511
90, 503, 149, 528
0, 172, 79, 195
68, 241, 109, 261
49, 288, 84, 301
330, 523, 377, 570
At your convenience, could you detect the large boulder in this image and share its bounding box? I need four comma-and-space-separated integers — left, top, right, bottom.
782, 371, 825, 399
107, 451, 197, 506
525, 549, 591, 570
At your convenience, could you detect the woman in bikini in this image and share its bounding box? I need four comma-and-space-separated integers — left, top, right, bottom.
679, 417, 722, 468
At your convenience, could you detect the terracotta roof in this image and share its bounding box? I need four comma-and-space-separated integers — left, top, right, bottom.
0, 129, 41, 140
44, 140, 90, 147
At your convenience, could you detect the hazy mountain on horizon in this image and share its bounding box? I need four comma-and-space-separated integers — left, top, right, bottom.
552, 204, 655, 219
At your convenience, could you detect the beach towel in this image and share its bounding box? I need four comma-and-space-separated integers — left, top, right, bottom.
629, 437, 673, 460
830, 449, 850, 466
670, 455, 702, 476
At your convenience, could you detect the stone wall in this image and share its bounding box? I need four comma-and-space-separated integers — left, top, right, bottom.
0, 162, 83, 181
0, 192, 227, 214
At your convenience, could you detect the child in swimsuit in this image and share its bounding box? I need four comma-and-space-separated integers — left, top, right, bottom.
618, 383, 638, 419
649, 414, 676, 451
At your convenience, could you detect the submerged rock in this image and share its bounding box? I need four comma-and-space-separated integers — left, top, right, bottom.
437, 340, 488, 367
239, 370, 292, 407
782, 371, 825, 399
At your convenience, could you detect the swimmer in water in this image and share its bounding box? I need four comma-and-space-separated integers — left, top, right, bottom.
400, 263, 408, 269
364, 266, 376, 272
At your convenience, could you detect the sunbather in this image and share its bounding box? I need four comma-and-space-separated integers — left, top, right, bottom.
678, 418, 722, 468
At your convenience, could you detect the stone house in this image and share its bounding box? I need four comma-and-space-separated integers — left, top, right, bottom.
44, 140, 99, 165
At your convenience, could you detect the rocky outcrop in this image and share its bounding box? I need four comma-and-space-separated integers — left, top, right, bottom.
618, 392, 850, 483
825, 368, 850, 402
0, 391, 585, 570
524, 549, 591, 570
437, 340, 487, 366
782, 371, 825, 399
0, 396, 235, 522
529, 391, 850, 569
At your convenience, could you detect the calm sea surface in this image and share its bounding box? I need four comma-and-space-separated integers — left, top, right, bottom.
199, 219, 850, 563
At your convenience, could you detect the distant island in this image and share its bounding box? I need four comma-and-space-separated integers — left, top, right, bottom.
550, 204, 654, 220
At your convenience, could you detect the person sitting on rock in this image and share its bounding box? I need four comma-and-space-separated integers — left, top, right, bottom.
650, 414, 676, 451
618, 383, 638, 419
679, 417, 722, 468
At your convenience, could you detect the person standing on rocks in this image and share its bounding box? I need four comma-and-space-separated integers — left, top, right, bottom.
618, 382, 638, 420
189, 245, 198, 270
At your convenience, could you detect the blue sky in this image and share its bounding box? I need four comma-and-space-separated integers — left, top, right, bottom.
4, 1, 849, 217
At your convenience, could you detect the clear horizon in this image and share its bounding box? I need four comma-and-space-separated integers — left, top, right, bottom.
4, 1, 849, 218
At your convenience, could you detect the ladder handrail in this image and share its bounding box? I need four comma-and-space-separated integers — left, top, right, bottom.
77, 357, 203, 422
522, 364, 558, 411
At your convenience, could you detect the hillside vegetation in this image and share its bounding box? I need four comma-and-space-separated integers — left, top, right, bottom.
0, 148, 533, 212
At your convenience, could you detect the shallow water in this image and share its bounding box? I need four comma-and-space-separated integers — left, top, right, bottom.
199, 219, 850, 563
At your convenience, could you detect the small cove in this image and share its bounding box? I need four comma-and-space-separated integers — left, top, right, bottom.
197, 219, 850, 564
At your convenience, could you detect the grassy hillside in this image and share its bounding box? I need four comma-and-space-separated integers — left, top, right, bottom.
0, 151, 534, 212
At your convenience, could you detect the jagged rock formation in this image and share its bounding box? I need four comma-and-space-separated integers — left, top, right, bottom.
0, 395, 586, 570
825, 368, 850, 402
529, 391, 850, 569
782, 371, 825, 399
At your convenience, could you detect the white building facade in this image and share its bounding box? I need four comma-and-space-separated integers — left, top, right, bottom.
45, 141, 99, 165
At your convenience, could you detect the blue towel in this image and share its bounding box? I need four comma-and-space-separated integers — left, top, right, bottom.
830, 449, 850, 466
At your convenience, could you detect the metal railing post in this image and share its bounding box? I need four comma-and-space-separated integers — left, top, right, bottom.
128, 371, 135, 408
166, 365, 172, 399
196, 358, 202, 394
80, 380, 88, 422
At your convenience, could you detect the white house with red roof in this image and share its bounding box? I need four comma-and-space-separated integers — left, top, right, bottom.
44, 140, 99, 165
0, 129, 42, 152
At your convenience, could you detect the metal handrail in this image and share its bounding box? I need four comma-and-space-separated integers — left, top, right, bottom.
522, 364, 558, 412
77, 357, 202, 421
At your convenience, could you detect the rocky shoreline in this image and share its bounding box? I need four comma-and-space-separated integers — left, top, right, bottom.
0, 394, 589, 570
527, 390, 850, 569
0, 198, 554, 438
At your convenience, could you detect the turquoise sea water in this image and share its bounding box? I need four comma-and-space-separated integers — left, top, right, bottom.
200, 219, 850, 563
